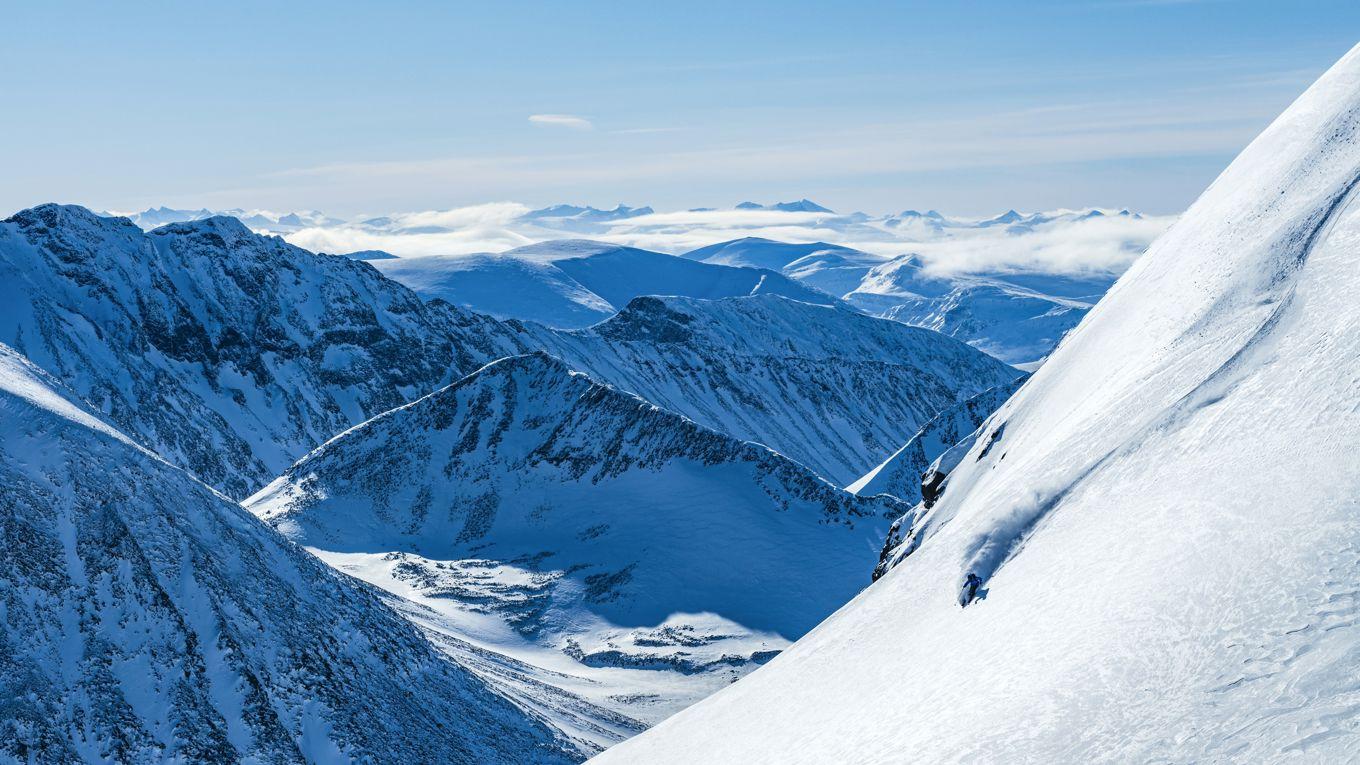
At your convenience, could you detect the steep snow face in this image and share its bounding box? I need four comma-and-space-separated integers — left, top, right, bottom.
247, 352, 902, 745
0, 343, 573, 764
373, 239, 836, 329
529, 295, 1021, 484
847, 376, 1026, 504
592, 43, 1360, 765
0, 205, 524, 497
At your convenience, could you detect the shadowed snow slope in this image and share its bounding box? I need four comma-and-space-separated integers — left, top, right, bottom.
847, 375, 1026, 504
592, 43, 1360, 764
246, 352, 903, 748
0, 205, 524, 498
529, 295, 1021, 485
0, 343, 572, 763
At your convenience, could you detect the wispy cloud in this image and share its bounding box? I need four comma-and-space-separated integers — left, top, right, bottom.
528, 114, 594, 130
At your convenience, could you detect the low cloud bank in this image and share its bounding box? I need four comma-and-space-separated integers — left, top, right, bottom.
277, 203, 1173, 278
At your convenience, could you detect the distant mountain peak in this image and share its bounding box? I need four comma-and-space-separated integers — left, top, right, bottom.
521, 203, 653, 222
734, 200, 835, 213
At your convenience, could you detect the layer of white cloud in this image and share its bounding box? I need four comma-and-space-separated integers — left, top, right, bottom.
269, 202, 1174, 277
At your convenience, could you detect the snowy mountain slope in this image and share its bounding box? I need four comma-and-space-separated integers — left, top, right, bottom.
681, 237, 864, 271
0, 343, 574, 764
246, 352, 903, 746
847, 375, 1026, 504
846, 254, 1116, 365
854, 282, 1094, 365
372, 239, 836, 329
526, 295, 1021, 484
681, 238, 884, 297
681, 239, 1120, 364
547, 243, 834, 310
0, 205, 525, 498
592, 43, 1360, 764
372, 252, 618, 328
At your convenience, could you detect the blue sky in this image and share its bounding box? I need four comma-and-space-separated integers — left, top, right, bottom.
3, 0, 1359, 216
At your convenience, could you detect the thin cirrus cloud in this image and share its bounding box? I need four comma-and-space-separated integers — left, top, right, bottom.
528, 114, 594, 130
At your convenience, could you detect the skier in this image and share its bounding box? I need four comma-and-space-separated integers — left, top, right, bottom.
960, 572, 982, 606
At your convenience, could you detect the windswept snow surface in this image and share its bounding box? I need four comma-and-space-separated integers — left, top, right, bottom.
246, 352, 903, 751
0, 343, 574, 763
593, 42, 1360, 765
